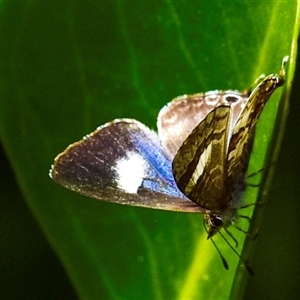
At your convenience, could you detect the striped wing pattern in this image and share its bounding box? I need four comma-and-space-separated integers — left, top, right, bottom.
171, 61, 286, 229
50, 58, 287, 235
172, 106, 231, 211
227, 73, 285, 186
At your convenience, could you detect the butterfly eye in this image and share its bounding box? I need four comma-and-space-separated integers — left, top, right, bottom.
208, 214, 223, 229
204, 214, 224, 239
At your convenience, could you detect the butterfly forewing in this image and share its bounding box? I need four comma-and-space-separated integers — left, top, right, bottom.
226, 72, 286, 186
50, 119, 203, 212
172, 106, 232, 211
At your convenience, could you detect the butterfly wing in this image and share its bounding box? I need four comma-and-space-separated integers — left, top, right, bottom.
227, 71, 285, 186
50, 119, 203, 212
157, 91, 248, 158
172, 106, 231, 211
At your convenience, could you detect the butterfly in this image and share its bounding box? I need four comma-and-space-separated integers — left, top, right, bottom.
50, 57, 287, 248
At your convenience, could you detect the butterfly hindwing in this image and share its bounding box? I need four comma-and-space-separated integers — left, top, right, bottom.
172, 105, 231, 211
50, 119, 203, 212
157, 91, 249, 158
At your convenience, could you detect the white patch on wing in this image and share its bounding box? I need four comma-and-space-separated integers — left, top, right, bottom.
184, 143, 212, 194
115, 152, 148, 193
191, 143, 212, 184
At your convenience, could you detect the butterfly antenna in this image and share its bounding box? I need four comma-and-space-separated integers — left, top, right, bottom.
218, 230, 255, 277
210, 236, 229, 270
203, 220, 229, 270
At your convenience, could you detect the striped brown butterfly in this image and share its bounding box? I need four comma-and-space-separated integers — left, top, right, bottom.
50, 57, 287, 271
168, 61, 287, 239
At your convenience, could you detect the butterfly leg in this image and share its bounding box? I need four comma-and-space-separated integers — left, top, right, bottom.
238, 215, 251, 222
218, 230, 255, 276
247, 162, 275, 179
224, 228, 239, 248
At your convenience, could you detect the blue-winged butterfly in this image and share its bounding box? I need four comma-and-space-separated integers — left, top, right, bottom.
50, 57, 287, 272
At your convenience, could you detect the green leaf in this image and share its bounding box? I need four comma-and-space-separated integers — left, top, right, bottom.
0, 1, 298, 299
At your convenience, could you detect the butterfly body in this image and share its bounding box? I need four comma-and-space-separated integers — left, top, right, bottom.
50, 58, 287, 239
